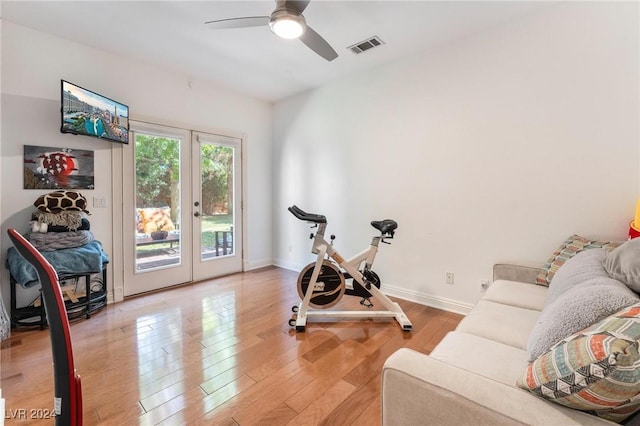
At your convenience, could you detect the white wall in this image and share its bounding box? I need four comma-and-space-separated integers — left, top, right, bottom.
1, 21, 273, 307
273, 2, 640, 313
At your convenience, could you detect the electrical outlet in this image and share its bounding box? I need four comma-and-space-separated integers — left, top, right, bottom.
445, 272, 454, 285
480, 279, 490, 292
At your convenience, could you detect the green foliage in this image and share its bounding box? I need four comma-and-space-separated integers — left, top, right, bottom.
135, 134, 179, 208
200, 144, 233, 215
135, 135, 234, 218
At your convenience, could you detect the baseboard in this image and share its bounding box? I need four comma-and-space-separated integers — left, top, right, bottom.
272, 258, 306, 273
244, 258, 273, 271
381, 282, 473, 316
270, 260, 473, 316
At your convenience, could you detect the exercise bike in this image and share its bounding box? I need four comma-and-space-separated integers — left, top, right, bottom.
287, 205, 413, 332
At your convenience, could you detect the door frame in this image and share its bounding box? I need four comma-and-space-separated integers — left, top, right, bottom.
111, 115, 247, 302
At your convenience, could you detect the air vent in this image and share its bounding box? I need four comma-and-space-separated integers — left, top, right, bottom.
347, 36, 385, 55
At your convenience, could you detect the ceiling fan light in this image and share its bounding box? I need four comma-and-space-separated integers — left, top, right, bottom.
269, 13, 305, 39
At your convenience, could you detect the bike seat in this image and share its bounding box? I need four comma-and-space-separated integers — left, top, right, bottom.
288, 205, 327, 224
371, 219, 398, 235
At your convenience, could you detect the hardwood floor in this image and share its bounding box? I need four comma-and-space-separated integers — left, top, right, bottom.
1, 267, 462, 425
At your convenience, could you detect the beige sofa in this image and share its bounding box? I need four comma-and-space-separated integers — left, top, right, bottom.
381, 264, 622, 426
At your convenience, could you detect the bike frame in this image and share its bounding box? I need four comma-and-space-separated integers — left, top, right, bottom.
312, 222, 379, 284
294, 222, 413, 331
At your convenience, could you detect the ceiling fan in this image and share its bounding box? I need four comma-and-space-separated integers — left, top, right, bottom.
205, 0, 338, 62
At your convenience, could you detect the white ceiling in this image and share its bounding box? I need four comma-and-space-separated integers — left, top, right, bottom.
1, 1, 551, 102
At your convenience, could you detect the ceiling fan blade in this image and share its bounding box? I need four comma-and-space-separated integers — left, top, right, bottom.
300, 26, 338, 61
283, 0, 310, 14
205, 16, 270, 30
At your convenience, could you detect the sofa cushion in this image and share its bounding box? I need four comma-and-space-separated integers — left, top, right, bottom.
518, 302, 640, 423
527, 276, 639, 361
605, 238, 640, 293
493, 263, 542, 285
456, 300, 539, 350
482, 280, 548, 311
535, 234, 623, 286
430, 331, 530, 386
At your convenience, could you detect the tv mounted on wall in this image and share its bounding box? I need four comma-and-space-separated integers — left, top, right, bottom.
60, 80, 129, 144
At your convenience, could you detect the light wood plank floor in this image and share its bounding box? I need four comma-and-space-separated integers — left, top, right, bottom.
1, 267, 462, 425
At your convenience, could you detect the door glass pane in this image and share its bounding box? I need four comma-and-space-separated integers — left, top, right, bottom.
135, 133, 182, 271
200, 143, 234, 260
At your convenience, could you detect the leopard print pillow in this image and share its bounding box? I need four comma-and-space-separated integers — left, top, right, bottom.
34, 190, 89, 213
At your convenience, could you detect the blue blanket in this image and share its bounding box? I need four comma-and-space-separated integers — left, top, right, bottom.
6, 241, 109, 288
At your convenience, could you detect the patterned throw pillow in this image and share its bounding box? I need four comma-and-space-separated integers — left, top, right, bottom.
137, 207, 175, 234
535, 234, 623, 286
34, 190, 88, 213
517, 303, 640, 422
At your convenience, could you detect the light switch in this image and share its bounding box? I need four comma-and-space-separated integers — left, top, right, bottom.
93, 197, 107, 208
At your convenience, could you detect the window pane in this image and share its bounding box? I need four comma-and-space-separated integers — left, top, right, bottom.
135, 133, 181, 271
200, 143, 234, 260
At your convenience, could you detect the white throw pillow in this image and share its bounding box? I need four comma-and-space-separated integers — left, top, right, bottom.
527, 249, 640, 361
545, 249, 609, 306
527, 278, 639, 361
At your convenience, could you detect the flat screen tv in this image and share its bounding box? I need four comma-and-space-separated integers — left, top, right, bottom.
60, 80, 129, 144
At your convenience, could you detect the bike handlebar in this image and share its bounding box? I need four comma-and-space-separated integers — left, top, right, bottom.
289, 205, 398, 238
288, 205, 327, 224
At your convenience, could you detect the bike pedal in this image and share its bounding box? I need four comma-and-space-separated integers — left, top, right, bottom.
360, 298, 374, 308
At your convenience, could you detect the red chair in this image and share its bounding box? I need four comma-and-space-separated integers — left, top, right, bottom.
7, 228, 83, 425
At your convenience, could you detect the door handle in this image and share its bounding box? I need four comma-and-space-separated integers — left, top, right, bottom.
194, 212, 201, 218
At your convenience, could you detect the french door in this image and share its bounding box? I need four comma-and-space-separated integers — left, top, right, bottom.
123, 122, 243, 296
192, 132, 242, 281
